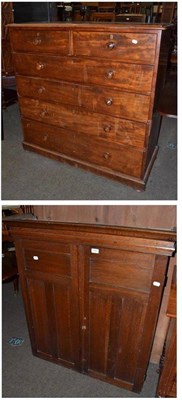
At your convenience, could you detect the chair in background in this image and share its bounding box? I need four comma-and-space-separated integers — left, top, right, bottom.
90, 12, 115, 22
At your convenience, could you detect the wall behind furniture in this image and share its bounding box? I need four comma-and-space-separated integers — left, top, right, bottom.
33, 205, 176, 230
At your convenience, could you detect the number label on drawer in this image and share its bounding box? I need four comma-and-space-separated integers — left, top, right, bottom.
91, 248, 100, 254
33, 256, 39, 261
153, 281, 161, 287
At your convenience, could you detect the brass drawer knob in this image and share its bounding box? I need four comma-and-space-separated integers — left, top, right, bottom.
106, 98, 113, 106
36, 62, 45, 71
103, 152, 111, 160
33, 38, 42, 45
107, 42, 116, 49
38, 86, 45, 94
107, 70, 114, 79
104, 125, 112, 133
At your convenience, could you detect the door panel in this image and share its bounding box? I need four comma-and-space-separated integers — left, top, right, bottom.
89, 248, 154, 293
20, 239, 80, 369
81, 245, 166, 390
88, 291, 112, 374
88, 289, 147, 382
27, 278, 52, 357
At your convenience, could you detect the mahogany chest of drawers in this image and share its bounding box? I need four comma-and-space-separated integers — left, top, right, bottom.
9, 23, 171, 190
7, 220, 176, 393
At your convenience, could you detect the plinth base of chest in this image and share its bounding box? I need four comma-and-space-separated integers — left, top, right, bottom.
23, 141, 159, 191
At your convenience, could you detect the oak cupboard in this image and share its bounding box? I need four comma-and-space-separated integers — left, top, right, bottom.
7, 220, 176, 393
9, 22, 171, 190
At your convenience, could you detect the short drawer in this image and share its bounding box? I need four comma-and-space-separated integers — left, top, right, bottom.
16, 76, 151, 123
14, 54, 154, 94
22, 118, 145, 178
19, 97, 148, 149
73, 32, 157, 64
22, 240, 71, 277
88, 247, 155, 293
10, 29, 69, 54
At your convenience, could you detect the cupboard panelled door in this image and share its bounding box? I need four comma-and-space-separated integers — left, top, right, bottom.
16, 239, 80, 370
80, 245, 168, 392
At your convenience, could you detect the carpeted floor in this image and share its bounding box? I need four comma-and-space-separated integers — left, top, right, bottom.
2, 282, 159, 398
2, 103, 177, 200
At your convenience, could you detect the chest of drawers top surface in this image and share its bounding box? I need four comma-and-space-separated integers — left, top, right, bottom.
8, 22, 169, 30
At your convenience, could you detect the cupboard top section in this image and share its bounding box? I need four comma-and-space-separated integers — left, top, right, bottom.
6, 220, 176, 256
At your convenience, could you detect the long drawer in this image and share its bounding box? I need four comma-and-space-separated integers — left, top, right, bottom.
73, 32, 157, 64
16, 76, 151, 123
14, 54, 154, 94
22, 118, 144, 178
19, 97, 148, 149
9, 29, 69, 54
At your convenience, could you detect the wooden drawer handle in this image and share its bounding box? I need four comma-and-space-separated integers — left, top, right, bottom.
103, 152, 111, 160
104, 125, 112, 133
106, 98, 113, 106
36, 62, 45, 71
107, 42, 116, 50
40, 110, 48, 118
43, 134, 48, 141
38, 86, 45, 94
33, 38, 42, 45
107, 70, 114, 79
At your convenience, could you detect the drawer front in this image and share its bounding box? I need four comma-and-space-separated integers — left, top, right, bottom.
17, 76, 151, 123
22, 240, 71, 277
88, 246, 155, 293
20, 97, 147, 149
10, 29, 69, 54
73, 32, 157, 64
14, 54, 154, 94
22, 118, 144, 178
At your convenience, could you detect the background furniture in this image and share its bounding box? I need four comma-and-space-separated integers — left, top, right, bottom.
115, 13, 146, 23
9, 22, 171, 191
90, 11, 115, 22
2, 249, 19, 294
1, 2, 17, 114
7, 219, 176, 393
13, 2, 58, 23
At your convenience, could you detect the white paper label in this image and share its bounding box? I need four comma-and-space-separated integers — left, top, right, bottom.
153, 281, 161, 287
33, 256, 39, 261
132, 39, 138, 44
91, 248, 100, 254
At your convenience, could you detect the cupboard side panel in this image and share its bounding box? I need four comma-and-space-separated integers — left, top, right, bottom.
133, 255, 169, 392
